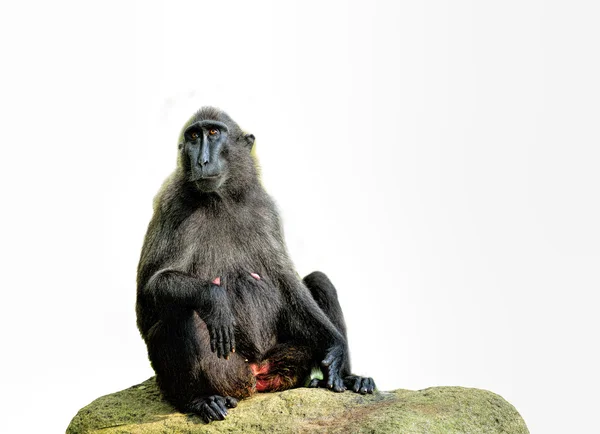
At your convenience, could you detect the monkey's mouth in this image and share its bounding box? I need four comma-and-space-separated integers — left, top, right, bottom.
190, 174, 221, 182
194, 175, 224, 192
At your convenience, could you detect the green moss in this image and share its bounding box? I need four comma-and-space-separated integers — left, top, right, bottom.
67, 378, 529, 434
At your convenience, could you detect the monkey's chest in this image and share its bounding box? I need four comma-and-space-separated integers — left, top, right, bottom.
175, 218, 277, 281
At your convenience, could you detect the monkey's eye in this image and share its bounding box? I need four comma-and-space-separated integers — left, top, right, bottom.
189, 132, 199, 140
208, 128, 219, 136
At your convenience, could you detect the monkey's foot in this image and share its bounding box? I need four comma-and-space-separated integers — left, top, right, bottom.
343, 375, 376, 394
307, 375, 375, 394
189, 395, 238, 423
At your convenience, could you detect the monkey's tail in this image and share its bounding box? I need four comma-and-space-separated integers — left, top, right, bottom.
249, 345, 313, 392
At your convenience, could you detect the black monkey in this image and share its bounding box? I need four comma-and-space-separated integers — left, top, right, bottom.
136, 107, 375, 423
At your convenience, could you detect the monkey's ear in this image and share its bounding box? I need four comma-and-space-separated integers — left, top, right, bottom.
178, 143, 183, 150
243, 134, 255, 148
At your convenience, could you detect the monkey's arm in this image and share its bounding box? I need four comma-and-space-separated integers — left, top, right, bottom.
141, 269, 236, 359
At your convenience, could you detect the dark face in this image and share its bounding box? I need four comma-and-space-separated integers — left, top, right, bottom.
180, 120, 230, 193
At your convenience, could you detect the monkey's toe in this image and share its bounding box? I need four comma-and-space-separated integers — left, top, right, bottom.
344, 375, 376, 394
307, 376, 346, 392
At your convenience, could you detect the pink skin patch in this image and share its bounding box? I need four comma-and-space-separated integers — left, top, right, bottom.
256, 376, 283, 392
249, 362, 283, 392
213, 274, 259, 285
249, 362, 270, 377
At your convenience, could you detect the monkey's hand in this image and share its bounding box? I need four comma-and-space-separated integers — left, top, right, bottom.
320, 345, 347, 392
199, 282, 236, 359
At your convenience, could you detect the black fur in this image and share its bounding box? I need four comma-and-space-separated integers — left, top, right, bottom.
136, 107, 375, 423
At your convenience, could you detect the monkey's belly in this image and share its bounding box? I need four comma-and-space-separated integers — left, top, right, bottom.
226, 271, 283, 361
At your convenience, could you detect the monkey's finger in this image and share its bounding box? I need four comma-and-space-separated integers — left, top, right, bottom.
215, 328, 223, 358
358, 378, 369, 394
229, 327, 236, 354
326, 369, 338, 388
214, 327, 221, 357
225, 396, 238, 408
228, 327, 235, 355
223, 327, 231, 358
224, 328, 231, 358
366, 377, 376, 393
328, 367, 343, 389
201, 402, 219, 423
325, 360, 339, 381
208, 401, 227, 420
326, 372, 335, 389
352, 377, 361, 393
359, 378, 369, 394
221, 329, 228, 359
328, 358, 339, 371
209, 328, 217, 353
332, 377, 346, 392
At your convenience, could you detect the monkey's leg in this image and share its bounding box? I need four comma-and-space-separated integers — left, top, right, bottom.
145, 310, 254, 422
302, 271, 376, 394
303, 271, 348, 342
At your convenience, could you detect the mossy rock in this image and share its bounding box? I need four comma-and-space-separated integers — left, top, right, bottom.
67, 377, 529, 433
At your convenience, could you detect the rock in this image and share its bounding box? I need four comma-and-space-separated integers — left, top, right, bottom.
67, 377, 529, 433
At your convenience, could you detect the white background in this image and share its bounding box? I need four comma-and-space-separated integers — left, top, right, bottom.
1, 1, 598, 433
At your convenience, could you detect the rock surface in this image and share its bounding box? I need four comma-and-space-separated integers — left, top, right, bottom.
67, 377, 529, 433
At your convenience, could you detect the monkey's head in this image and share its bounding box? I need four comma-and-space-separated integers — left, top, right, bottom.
177, 107, 256, 194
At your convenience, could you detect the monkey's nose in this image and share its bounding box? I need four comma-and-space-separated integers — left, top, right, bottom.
199, 143, 211, 166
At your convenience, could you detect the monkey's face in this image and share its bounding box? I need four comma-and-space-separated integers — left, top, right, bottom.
179, 120, 230, 193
